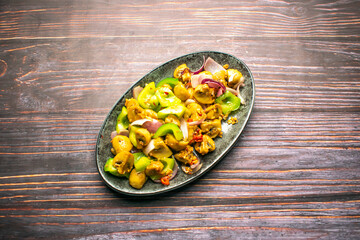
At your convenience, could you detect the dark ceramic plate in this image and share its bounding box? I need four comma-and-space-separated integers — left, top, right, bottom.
96, 51, 255, 196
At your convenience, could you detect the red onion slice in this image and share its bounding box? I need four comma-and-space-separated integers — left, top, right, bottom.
143, 139, 156, 156
204, 57, 225, 74
131, 119, 163, 133
201, 79, 226, 92
180, 118, 188, 141
142, 120, 163, 133
133, 86, 143, 99
216, 88, 224, 97
189, 56, 206, 75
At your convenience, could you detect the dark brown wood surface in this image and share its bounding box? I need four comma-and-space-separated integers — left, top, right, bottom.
0, 0, 359, 239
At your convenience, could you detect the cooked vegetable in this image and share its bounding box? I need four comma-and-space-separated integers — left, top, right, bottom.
116, 107, 130, 133
153, 123, 183, 141
227, 69, 243, 88
105, 56, 246, 189
129, 169, 147, 189
156, 77, 179, 88
134, 127, 151, 149
137, 82, 160, 111
111, 135, 133, 154
155, 86, 182, 107
113, 151, 134, 175
104, 157, 130, 178
148, 137, 173, 159
173, 82, 191, 101
195, 135, 215, 155
157, 104, 186, 119
193, 84, 216, 104
215, 90, 241, 115
165, 133, 188, 151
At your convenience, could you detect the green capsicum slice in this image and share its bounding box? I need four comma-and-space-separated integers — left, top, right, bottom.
153, 123, 183, 141
155, 86, 181, 108
137, 82, 160, 111
129, 125, 141, 148
116, 106, 130, 132
156, 78, 179, 88
157, 104, 186, 119
133, 152, 151, 172
135, 156, 152, 172
215, 90, 241, 115
104, 157, 130, 178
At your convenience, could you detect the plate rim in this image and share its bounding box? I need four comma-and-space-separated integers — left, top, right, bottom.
95, 50, 256, 196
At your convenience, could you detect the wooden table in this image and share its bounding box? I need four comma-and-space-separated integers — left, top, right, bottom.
1, 0, 359, 239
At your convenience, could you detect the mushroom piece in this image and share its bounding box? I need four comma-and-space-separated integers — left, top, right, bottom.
134, 128, 151, 149
227, 69, 244, 88
148, 137, 173, 159
125, 99, 145, 123
164, 114, 181, 127
200, 119, 222, 138
145, 160, 165, 177
205, 104, 223, 120
212, 70, 227, 87
174, 145, 198, 165
174, 82, 190, 101
193, 84, 216, 104
113, 151, 134, 175
165, 133, 188, 152
111, 135, 133, 154
143, 109, 158, 119
183, 103, 206, 121
129, 169, 147, 189
195, 135, 215, 155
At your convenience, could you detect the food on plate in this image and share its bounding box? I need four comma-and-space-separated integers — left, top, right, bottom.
105, 56, 246, 189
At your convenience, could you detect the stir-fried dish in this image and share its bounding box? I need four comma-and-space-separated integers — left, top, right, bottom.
104, 57, 246, 189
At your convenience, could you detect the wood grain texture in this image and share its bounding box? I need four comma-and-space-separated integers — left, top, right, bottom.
0, 0, 359, 239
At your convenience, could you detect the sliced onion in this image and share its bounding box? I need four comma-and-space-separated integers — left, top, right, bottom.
216, 88, 224, 97
190, 158, 200, 169
132, 86, 143, 99
131, 119, 150, 126
226, 87, 238, 96
188, 117, 205, 126
192, 163, 203, 173
201, 79, 226, 92
181, 162, 202, 174
110, 131, 118, 139
189, 56, 205, 75
111, 129, 129, 139
236, 82, 246, 105
143, 120, 163, 133
180, 118, 188, 141
190, 75, 201, 88
169, 159, 179, 180
131, 119, 163, 133
118, 129, 129, 137
143, 139, 156, 156
204, 57, 225, 74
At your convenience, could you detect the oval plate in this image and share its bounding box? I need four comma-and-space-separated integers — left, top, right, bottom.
96, 51, 255, 196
